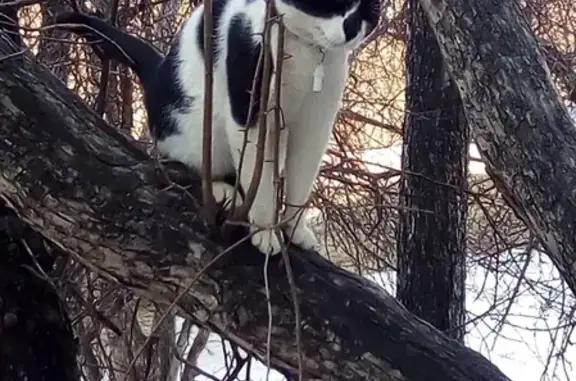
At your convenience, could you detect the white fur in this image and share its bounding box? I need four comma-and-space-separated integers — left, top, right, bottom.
212, 181, 243, 211
157, 0, 373, 255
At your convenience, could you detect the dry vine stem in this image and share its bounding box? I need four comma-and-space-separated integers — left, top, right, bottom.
201, 0, 216, 224
269, 15, 305, 381
230, 0, 275, 223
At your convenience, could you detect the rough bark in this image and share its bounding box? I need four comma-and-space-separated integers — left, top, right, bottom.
419, 0, 576, 295
0, 205, 79, 381
397, 0, 468, 343
0, 34, 511, 381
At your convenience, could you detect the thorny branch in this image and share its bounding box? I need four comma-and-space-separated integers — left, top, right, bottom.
229, 0, 275, 223
201, 0, 216, 223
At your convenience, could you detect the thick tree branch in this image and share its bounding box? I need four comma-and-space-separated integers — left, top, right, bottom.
419, 0, 576, 295
0, 34, 511, 381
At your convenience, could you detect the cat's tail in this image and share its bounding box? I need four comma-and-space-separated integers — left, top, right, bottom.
54, 12, 163, 90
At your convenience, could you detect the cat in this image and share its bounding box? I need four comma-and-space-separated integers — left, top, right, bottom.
56, 0, 381, 256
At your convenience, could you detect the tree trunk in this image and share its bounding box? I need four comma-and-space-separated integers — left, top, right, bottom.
419, 0, 576, 295
397, 0, 468, 343
0, 33, 511, 381
119, 65, 134, 133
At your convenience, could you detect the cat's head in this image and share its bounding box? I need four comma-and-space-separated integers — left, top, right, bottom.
274, 0, 381, 51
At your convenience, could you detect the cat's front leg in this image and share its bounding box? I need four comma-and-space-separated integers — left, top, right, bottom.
282, 207, 318, 251
282, 141, 321, 252
248, 178, 283, 256
282, 165, 319, 251
282, 59, 349, 252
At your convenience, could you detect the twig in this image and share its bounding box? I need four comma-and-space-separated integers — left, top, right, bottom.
340, 109, 402, 135
0, 47, 25, 62
269, 13, 304, 381
201, 0, 216, 224
271, 14, 285, 234
230, 2, 275, 221
225, 48, 264, 219
281, 209, 308, 381
264, 233, 273, 381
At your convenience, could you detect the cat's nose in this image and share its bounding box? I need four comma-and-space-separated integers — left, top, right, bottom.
343, 12, 362, 42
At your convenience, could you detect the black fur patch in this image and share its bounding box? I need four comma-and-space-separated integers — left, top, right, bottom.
343, 8, 363, 41
282, 0, 380, 35
280, 0, 359, 18
146, 34, 192, 140
360, 0, 381, 35
226, 14, 271, 127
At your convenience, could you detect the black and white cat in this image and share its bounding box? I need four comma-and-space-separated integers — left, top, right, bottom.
57, 0, 381, 256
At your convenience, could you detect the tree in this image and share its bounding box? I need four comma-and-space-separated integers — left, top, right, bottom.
396, 0, 468, 343
419, 0, 576, 295
1, 0, 576, 379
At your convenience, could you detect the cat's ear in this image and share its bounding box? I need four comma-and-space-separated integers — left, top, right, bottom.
361, 0, 381, 36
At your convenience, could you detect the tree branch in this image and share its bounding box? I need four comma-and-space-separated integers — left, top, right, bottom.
419, 0, 576, 295
0, 33, 511, 381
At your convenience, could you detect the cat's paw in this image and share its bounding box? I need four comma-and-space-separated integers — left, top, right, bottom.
212, 181, 243, 211
251, 227, 284, 256
283, 221, 318, 251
